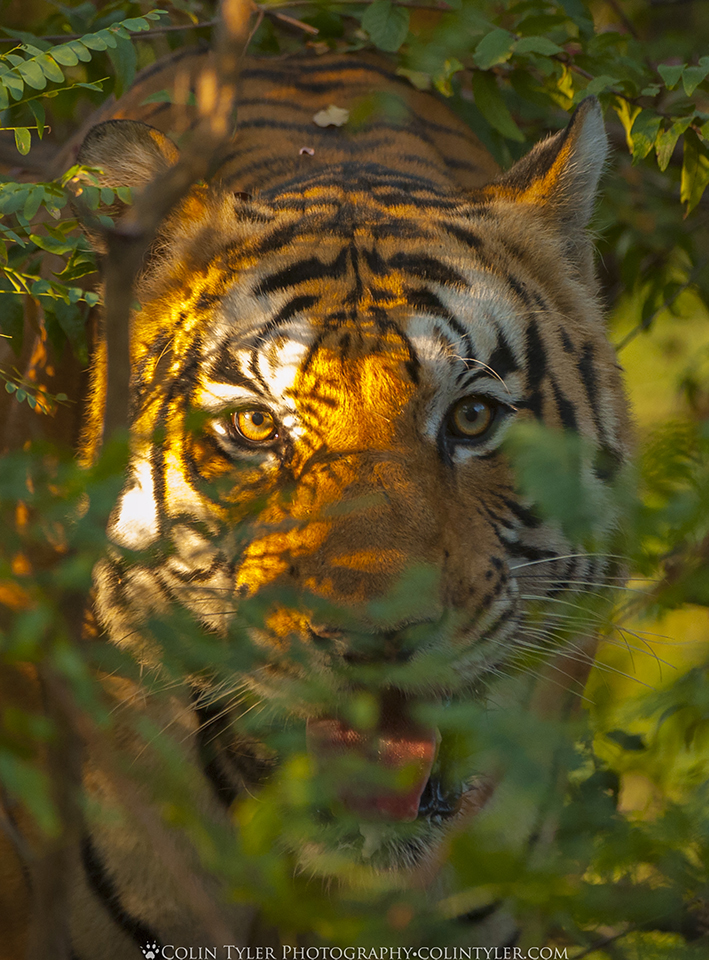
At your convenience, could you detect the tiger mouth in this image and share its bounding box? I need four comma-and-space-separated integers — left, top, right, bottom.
305, 689, 481, 827
306, 710, 441, 823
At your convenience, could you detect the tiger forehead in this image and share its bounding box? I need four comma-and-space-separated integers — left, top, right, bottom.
289, 337, 417, 445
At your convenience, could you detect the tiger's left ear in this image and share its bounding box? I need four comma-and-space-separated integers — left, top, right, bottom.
485, 97, 607, 270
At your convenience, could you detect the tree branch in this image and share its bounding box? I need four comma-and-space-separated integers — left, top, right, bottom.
98, 0, 256, 442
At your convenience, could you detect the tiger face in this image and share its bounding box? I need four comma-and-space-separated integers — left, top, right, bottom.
78, 66, 630, 876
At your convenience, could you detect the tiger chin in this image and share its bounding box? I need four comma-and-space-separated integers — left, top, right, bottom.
29, 47, 632, 956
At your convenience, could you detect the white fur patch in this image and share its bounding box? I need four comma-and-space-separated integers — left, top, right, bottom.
111, 456, 160, 549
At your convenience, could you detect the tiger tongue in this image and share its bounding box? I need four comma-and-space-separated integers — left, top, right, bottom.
306, 713, 439, 822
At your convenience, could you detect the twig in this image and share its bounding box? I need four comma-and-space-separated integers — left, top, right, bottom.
25, 659, 84, 960
0, 20, 217, 43
96, 0, 256, 441
615, 257, 709, 352
272, 11, 319, 34
571, 926, 634, 959
605, 0, 640, 39
0, 0, 453, 44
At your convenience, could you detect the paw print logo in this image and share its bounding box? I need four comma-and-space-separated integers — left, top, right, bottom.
141, 944, 161, 960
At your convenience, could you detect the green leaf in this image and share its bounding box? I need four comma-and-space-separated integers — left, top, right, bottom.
682, 64, 709, 97
5, 381, 17, 394
16, 59, 47, 90
65, 40, 92, 63
0, 185, 29, 215
505, 422, 605, 544
656, 118, 692, 172
140, 89, 172, 104
30, 279, 51, 297
514, 36, 563, 56
75, 80, 107, 93
81, 33, 108, 52
96, 29, 118, 50
681, 128, 709, 215
473, 28, 515, 70
20, 43, 47, 57
614, 98, 641, 152
115, 186, 133, 204
37, 53, 64, 84
29, 233, 73, 256
15, 389, 27, 403
361, 0, 409, 53
121, 17, 150, 32
3, 71, 24, 100
29, 100, 45, 139
630, 109, 662, 162
658, 63, 684, 90
3, 30, 50, 50
23, 186, 44, 221
0, 82, 9, 110
433, 58, 464, 98
50, 45, 80, 67
45, 298, 89, 365
471, 71, 524, 142
584, 75, 620, 96
395, 68, 431, 91
14, 127, 31, 156
107, 34, 137, 97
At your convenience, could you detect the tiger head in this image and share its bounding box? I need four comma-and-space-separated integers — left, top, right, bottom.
77, 95, 630, 871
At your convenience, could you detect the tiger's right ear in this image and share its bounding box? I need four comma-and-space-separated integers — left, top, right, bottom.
74, 119, 180, 251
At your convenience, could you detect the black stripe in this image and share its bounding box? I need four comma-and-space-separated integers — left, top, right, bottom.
254, 248, 349, 296
487, 332, 520, 381
257, 294, 319, 341
578, 341, 601, 427
441, 221, 484, 250
249, 221, 299, 258
193, 698, 240, 808
388, 251, 466, 288
81, 834, 161, 948
524, 319, 547, 419
559, 327, 575, 354
499, 496, 542, 529
405, 287, 457, 324
550, 379, 578, 431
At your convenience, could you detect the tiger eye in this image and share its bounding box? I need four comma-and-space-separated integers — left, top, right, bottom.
448, 397, 495, 439
234, 409, 278, 443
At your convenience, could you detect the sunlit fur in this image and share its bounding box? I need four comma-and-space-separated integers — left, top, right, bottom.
60, 49, 632, 955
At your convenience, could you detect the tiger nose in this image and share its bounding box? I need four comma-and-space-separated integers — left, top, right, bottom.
308, 620, 434, 665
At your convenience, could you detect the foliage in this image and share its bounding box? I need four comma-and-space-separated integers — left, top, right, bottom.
1, 0, 709, 957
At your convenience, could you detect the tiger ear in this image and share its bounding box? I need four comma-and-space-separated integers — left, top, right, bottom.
77, 119, 180, 190
74, 119, 180, 250
485, 97, 607, 271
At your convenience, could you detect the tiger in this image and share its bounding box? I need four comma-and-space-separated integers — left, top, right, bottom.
0, 42, 631, 960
